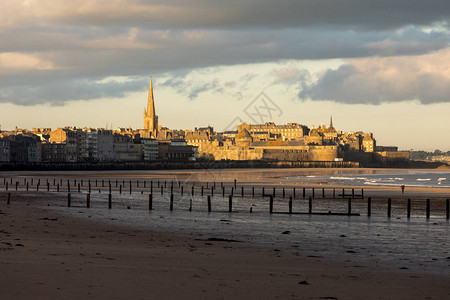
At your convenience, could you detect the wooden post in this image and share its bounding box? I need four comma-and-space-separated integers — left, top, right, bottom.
293, 187, 296, 198
269, 195, 273, 214
207, 195, 211, 212
7, 192, 10, 205
86, 193, 90, 208
333, 188, 336, 199
149, 194, 153, 210
189, 199, 192, 211
303, 187, 306, 198
171, 185, 173, 195
181, 185, 184, 195
231, 187, 234, 196
164, 181, 167, 188
108, 193, 112, 209
47, 182, 49, 192
234, 179, 237, 189
262, 187, 265, 196
273, 187, 275, 197
191, 185, 194, 196
36, 183, 39, 192
129, 183, 132, 194
201, 186, 204, 196
95, 179, 97, 187
241, 186, 244, 197
67, 193, 71, 207
211, 186, 214, 197
26, 182, 29, 191
426, 199, 430, 219
157, 180, 160, 188
15, 181, 18, 191
282, 188, 285, 198
108, 184, 111, 194
5, 182, 8, 191
308, 196, 312, 214
342, 188, 345, 198
312, 188, 315, 198
289, 196, 292, 214
78, 183, 81, 193
348, 198, 352, 215
252, 187, 255, 197
367, 197, 371, 217
352, 188, 355, 198
407, 198, 411, 218
57, 183, 59, 192
170, 194, 174, 211
228, 195, 232, 212
388, 198, 392, 217
67, 181, 70, 193
161, 186, 164, 195
446, 199, 449, 220
322, 188, 325, 198
361, 189, 364, 200
119, 185, 122, 194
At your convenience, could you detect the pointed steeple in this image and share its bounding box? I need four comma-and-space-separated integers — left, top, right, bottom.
143, 76, 159, 136
146, 77, 155, 118
329, 115, 333, 129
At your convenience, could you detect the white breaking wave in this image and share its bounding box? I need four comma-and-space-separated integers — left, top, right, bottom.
417, 178, 432, 181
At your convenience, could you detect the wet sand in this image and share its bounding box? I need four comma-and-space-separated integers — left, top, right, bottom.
1, 192, 450, 299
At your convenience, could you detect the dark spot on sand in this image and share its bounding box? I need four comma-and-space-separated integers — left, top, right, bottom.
399, 267, 408, 270
15, 243, 24, 247
347, 250, 357, 254
340, 235, 346, 238
320, 297, 338, 300
205, 238, 241, 243
282, 230, 291, 235
219, 219, 231, 222
298, 281, 309, 285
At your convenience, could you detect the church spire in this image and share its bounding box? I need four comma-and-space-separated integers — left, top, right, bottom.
329, 115, 333, 129
146, 76, 155, 118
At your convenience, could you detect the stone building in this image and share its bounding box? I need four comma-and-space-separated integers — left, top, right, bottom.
0, 138, 10, 162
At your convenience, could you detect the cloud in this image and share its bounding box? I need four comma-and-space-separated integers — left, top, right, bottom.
300, 48, 450, 104
1, 1, 450, 106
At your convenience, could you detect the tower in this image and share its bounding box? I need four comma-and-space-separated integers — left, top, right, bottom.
144, 77, 159, 137
329, 115, 333, 129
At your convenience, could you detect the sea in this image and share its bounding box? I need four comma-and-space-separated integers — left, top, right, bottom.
286, 169, 450, 188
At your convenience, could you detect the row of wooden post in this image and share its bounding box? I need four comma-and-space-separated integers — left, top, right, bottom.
3, 178, 367, 200
3, 191, 450, 219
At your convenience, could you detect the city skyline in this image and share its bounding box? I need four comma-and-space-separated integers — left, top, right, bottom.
1, 1, 450, 151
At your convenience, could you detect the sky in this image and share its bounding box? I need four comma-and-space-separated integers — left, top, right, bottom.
1, 0, 450, 151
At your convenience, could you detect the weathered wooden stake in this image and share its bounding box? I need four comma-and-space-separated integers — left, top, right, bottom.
273, 187, 276, 197
67, 193, 71, 207
57, 183, 59, 192
108, 193, 112, 209
15, 181, 18, 191
262, 187, 265, 196
108, 184, 111, 194
89, 183, 91, 193
312, 188, 315, 198
86, 193, 90, 208
387, 198, 392, 217
342, 188, 345, 198
241, 186, 244, 197
293, 187, 296, 198
303, 187, 306, 198
282, 188, 285, 198
207, 195, 211, 212
47, 182, 50, 192
78, 183, 81, 193
228, 195, 233, 212
352, 188, 355, 198
191, 185, 194, 196
234, 179, 237, 188
26, 182, 29, 191
322, 188, 325, 198
333, 188, 336, 199
170, 194, 174, 211
201, 186, 204, 196
129, 183, 132, 194
308, 196, 312, 214
189, 199, 192, 211
7, 192, 10, 205
231, 187, 234, 196
426, 199, 430, 219
348, 198, 352, 215
161, 186, 164, 195
119, 185, 122, 194
367, 197, 371, 216
181, 185, 184, 195
252, 187, 255, 197
361, 189, 364, 199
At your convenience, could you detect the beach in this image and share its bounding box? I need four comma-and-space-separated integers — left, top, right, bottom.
1, 168, 450, 299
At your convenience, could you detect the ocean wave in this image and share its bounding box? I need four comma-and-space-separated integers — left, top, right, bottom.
330, 176, 367, 180
417, 178, 431, 181
438, 178, 447, 181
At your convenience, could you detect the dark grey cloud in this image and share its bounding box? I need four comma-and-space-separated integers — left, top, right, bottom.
1, 0, 450, 106
299, 51, 450, 104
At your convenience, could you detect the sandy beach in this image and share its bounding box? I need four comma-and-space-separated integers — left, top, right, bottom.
1, 169, 450, 299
